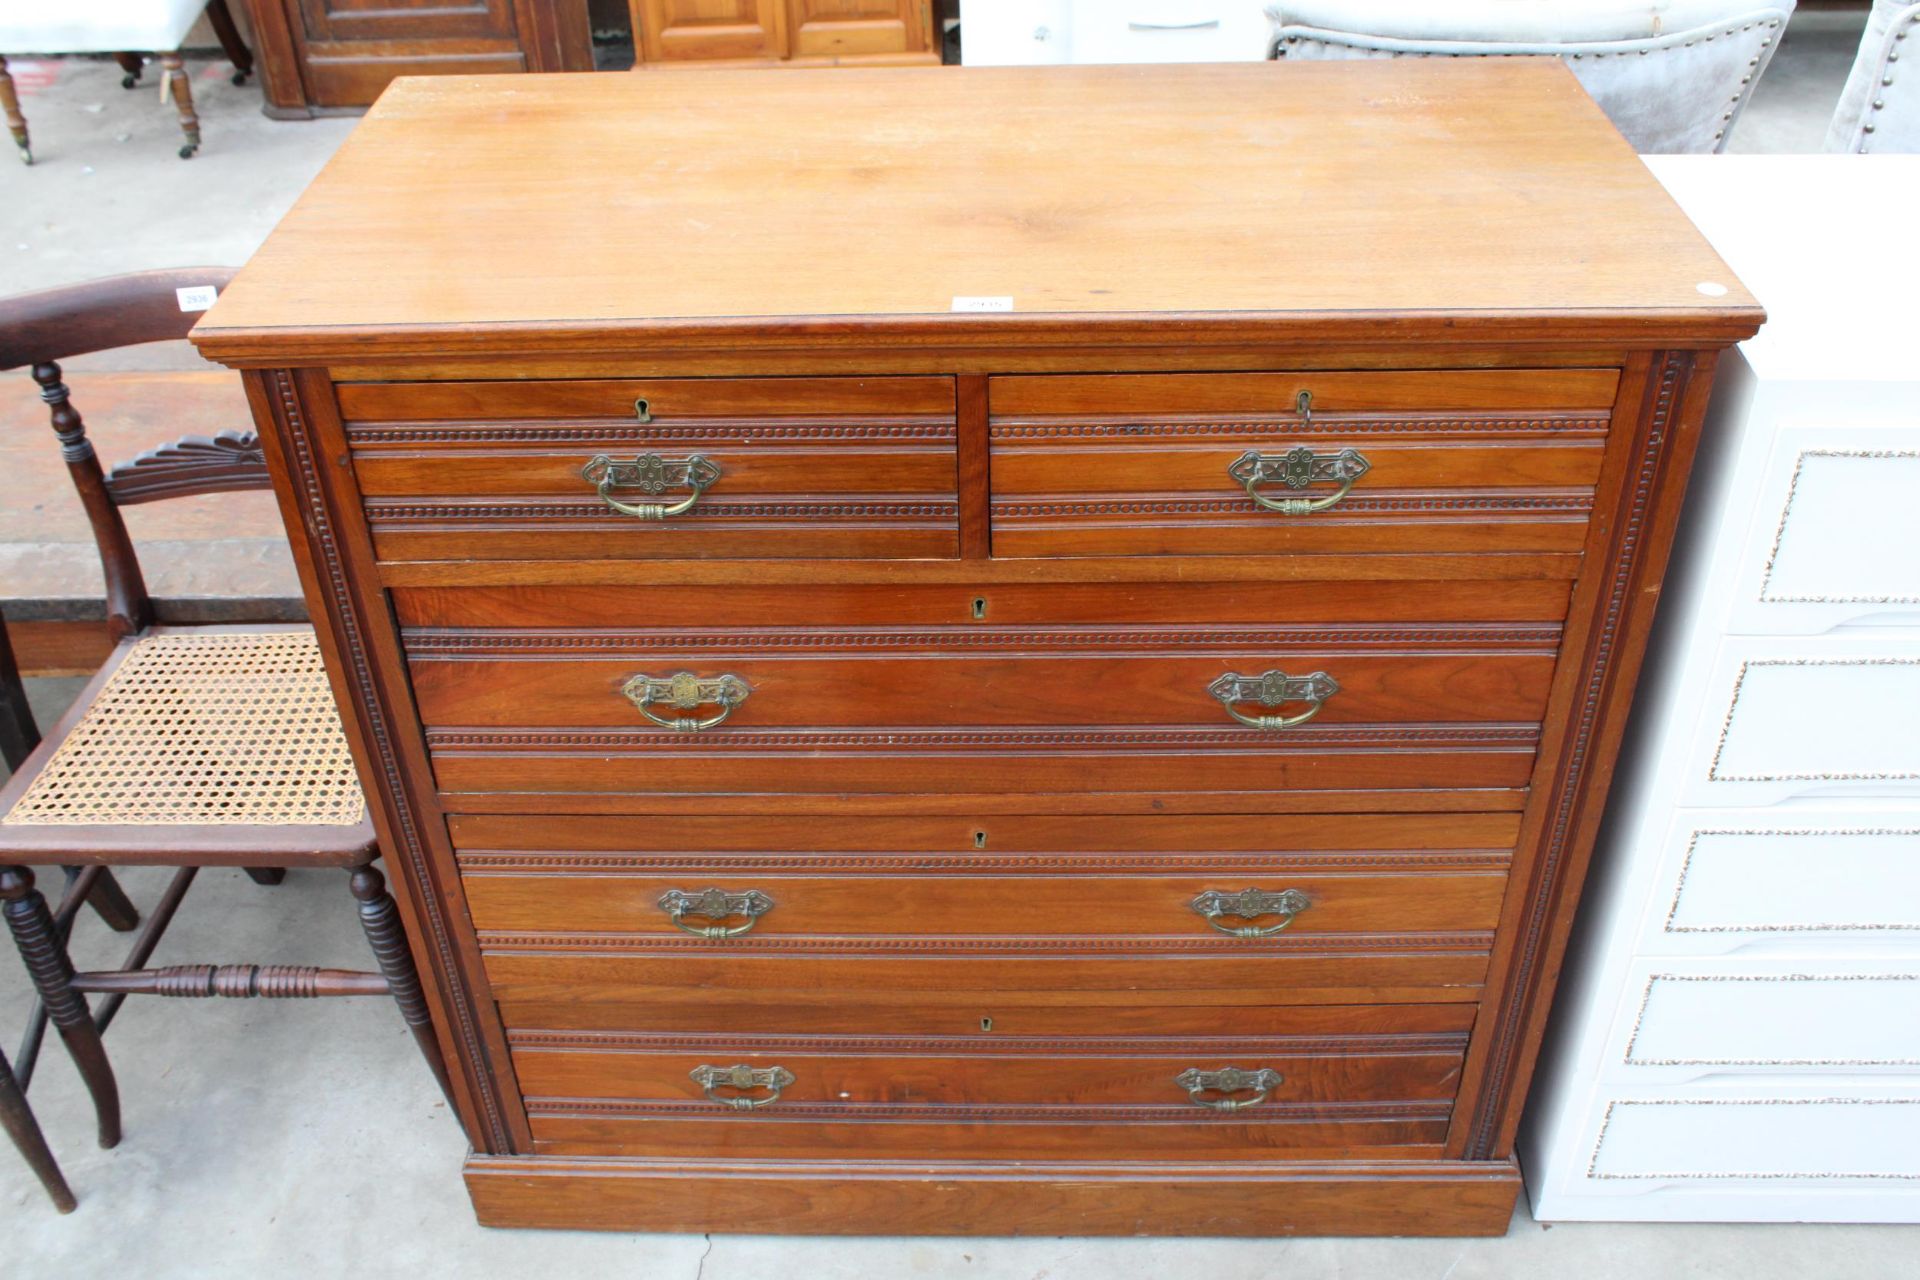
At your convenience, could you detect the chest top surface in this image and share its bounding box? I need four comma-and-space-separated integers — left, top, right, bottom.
190, 60, 1761, 364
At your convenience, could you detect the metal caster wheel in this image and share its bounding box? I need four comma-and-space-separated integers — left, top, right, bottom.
121, 73, 140, 89
232, 70, 248, 86
178, 143, 197, 160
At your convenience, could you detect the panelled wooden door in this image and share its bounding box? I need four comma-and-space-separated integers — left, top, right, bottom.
246, 0, 592, 114
629, 0, 936, 64
635, 0, 786, 62
786, 0, 932, 61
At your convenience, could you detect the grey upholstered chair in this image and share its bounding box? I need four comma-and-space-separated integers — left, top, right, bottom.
1827, 0, 1920, 152
1266, 1, 1797, 153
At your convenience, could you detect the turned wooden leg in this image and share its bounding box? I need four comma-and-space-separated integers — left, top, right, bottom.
1, 867, 119, 1149
243, 867, 287, 886
350, 864, 454, 1106
158, 52, 199, 159
113, 52, 144, 89
0, 55, 29, 165
0, 1045, 75, 1213
204, 0, 254, 85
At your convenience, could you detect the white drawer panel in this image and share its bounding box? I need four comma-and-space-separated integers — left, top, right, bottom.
1685, 635, 1920, 806
1653, 820, 1920, 946
1588, 1095, 1920, 1183
1623, 972, 1920, 1069
1727, 423, 1920, 636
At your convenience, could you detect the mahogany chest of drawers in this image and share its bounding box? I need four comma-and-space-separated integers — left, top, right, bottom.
191, 61, 1761, 1236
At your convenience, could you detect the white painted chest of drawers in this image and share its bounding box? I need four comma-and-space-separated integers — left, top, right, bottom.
960, 0, 1271, 65
1521, 156, 1920, 1223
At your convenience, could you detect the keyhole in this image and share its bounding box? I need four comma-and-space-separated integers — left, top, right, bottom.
973, 830, 987, 849
971, 596, 987, 620
980, 1017, 993, 1032
633, 397, 652, 424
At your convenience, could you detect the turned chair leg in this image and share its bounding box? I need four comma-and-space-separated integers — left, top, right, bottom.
0, 54, 29, 165
1, 1045, 74, 1212
204, 0, 254, 85
157, 52, 199, 159
349, 864, 454, 1107
0, 867, 119, 1149
112, 52, 144, 89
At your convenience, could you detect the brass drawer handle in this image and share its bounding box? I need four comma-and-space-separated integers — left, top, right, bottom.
1176, 1066, 1284, 1112
1190, 887, 1311, 938
621, 671, 750, 731
691, 1063, 794, 1111
1207, 669, 1338, 729
1227, 393, 1370, 514
582, 452, 720, 520
659, 887, 775, 938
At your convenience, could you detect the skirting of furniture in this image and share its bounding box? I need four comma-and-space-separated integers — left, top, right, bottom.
188, 62, 1760, 1235
1521, 156, 1920, 1224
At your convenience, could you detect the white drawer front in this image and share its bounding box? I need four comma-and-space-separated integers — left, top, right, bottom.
1686, 636, 1920, 806
1623, 972, 1920, 1069
1656, 822, 1920, 945
1589, 1096, 1920, 1182
1727, 422, 1920, 635
1063, 0, 1271, 63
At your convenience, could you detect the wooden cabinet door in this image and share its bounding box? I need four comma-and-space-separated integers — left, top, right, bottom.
635, 0, 786, 62
785, 0, 935, 62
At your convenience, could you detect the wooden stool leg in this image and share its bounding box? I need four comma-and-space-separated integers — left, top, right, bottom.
0, 55, 29, 165
349, 865, 454, 1106
86, 870, 141, 932
204, 0, 254, 85
0, 868, 119, 1149
113, 52, 144, 89
0, 1046, 75, 1213
158, 52, 199, 159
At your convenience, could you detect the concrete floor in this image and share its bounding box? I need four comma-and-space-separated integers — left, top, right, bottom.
3, 11, 1917, 1277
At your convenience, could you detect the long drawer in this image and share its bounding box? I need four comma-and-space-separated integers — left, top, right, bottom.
988, 369, 1619, 558
405, 586, 1558, 800
338, 376, 960, 560
453, 812, 1512, 943
501, 1000, 1470, 1160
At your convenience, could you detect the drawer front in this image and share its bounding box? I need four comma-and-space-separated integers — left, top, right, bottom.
1646, 815, 1920, 951
1064, 0, 1274, 65
406, 585, 1556, 799
987, 370, 1618, 558
337, 376, 959, 560
1612, 966, 1920, 1078
502, 1000, 1467, 1160
1583, 1090, 1920, 1184
1685, 635, 1920, 807
1724, 423, 1920, 635
452, 812, 1514, 942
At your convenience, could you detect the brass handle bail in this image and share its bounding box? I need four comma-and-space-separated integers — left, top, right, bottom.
622, 671, 751, 731
582, 452, 719, 520
1190, 888, 1311, 938
690, 1064, 793, 1111
1207, 670, 1338, 730
1227, 397, 1370, 514
659, 887, 775, 938
1176, 1066, 1283, 1112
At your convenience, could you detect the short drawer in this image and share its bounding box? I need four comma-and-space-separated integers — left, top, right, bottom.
337, 376, 958, 560
1612, 965, 1920, 1078
1582, 1089, 1920, 1185
500, 1000, 1468, 1161
987, 369, 1618, 558
452, 812, 1513, 943
1642, 815, 1920, 952
1683, 633, 1920, 807
406, 593, 1557, 799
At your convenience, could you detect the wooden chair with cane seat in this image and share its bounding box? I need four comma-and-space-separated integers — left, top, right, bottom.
0, 270, 452, 1199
